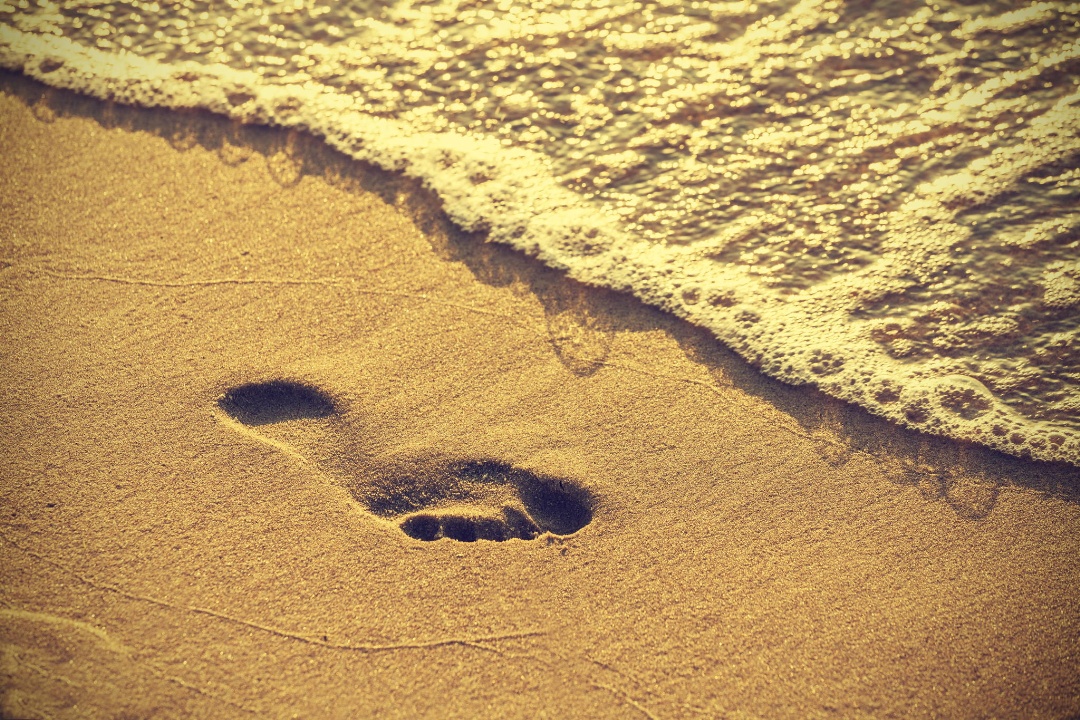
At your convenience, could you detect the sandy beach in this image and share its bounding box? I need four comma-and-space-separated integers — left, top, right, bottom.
2, 73, 1079, 718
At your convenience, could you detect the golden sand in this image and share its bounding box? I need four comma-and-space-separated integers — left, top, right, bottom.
1, 76, 1079, 718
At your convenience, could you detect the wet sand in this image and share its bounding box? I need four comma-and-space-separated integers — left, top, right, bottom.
1, 74, 1079, 719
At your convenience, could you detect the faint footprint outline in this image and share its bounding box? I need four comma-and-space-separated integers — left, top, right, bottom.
215, 380, 595, 542
265, 130, 304, 187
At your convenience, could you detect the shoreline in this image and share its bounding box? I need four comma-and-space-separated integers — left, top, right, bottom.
2, 73, 1079, 718
5, 23, 1076, 467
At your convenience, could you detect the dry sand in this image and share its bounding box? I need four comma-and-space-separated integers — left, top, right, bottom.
1, 73, 1079, 719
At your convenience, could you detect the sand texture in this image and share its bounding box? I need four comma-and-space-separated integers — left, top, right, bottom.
2, 76, 1080, 719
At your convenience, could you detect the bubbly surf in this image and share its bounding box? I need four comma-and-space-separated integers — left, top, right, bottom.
2, 0, 1078, 465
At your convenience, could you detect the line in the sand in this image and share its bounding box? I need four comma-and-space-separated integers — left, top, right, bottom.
18, 266, 540, 327
589, 681, 661, 720
0, 604, 262, 714
0, 530, 545, 655
38, 270, 346, 287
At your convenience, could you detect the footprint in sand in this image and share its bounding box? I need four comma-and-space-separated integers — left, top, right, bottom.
30, 88, 57, 124
216, 121, 254, 166
265, 131, 305, 187
217, 380, 594, 542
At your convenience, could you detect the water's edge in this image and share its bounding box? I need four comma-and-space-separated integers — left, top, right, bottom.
2, 25, 1077, 467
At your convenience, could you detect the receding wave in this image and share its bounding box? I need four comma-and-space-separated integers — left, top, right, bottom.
2, 0, 1078, 465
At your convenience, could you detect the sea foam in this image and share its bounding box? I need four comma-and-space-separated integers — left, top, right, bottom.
2, 0, 1078, 465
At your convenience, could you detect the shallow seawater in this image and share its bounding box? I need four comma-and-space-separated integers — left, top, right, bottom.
1, 0, 1078, 464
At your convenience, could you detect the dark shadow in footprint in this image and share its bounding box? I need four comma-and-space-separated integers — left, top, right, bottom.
218, 380, 337, 425
397, 505, 546, 542
364, 458, 594, 543
518, 477, 594, 536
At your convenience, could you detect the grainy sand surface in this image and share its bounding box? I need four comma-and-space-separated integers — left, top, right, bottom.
1, 76, 1079, 719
